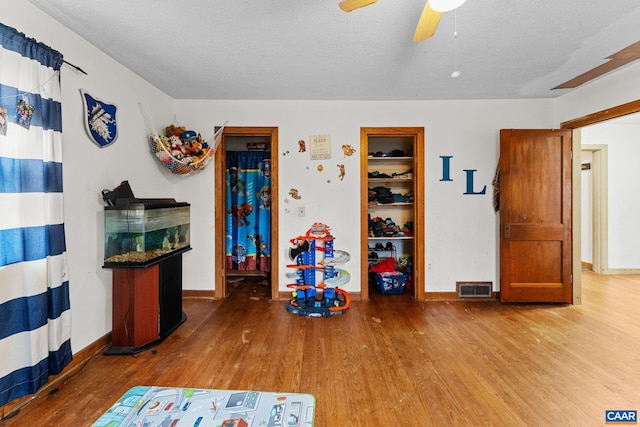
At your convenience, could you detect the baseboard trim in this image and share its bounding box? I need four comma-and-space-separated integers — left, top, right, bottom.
423, 291, 499, 301
183, 289, 503, 302
1, 333, 111, 420
278, 291, 291, 300
182, 290, 217, 299
600, 268, 640, 275
423, 291, 458, 300
278, 290, 502, 301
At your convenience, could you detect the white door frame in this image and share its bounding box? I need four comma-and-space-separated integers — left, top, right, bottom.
581, 144, 609, 274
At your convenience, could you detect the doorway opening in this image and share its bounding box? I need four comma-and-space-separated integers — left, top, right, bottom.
214, 127, 279, 300
580, 144, 608, 274
360, 127, 425, 301
562, 98, 640, 304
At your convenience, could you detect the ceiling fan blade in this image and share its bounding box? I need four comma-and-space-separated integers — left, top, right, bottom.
413, 2, 442, 42
339, 0, 378, 12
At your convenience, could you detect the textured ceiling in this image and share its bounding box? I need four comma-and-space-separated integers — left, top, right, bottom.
27, 0, 640, 100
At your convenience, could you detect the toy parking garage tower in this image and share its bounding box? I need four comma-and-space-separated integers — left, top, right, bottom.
286, 223, 351, 317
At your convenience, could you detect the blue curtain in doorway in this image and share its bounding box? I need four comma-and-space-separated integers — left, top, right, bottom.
226, 151, 271, 271
0, 23, 72, 406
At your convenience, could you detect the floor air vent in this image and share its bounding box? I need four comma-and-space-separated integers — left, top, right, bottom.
457, 282, 492, 298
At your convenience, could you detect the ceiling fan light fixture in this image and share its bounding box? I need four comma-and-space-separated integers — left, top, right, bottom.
429, 0, 467, 12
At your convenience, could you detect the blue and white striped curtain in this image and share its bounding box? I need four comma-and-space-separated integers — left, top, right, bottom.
0, 23, 72, 406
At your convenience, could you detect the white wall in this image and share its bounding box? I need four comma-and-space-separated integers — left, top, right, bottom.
175, 99, 555, 294
5, 2, 640, 356
581, 123, 640, 269
554, 61, 640, 125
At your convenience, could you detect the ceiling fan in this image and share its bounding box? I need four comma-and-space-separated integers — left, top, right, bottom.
338, 0, 467, 42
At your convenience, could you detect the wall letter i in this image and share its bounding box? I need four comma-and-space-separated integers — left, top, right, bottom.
440, 156, 453, 182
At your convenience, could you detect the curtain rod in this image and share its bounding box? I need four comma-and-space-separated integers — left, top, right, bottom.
63, 60, 87, 75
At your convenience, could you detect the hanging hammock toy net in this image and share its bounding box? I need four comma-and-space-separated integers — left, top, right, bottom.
139, 103, 227, 175
148, 124, 224, 175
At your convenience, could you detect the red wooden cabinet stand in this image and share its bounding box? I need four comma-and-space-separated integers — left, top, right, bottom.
105, 249, 188, 355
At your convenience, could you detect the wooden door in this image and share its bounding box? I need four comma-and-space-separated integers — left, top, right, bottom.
499, 129, 572, 303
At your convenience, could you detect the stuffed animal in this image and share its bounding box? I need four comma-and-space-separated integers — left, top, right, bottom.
196, 134, 211, 152
169, 135, 185, 159
198, 134, 210, 151
156, 127, 212, 170
184, 139, 203, 157
156, 150, 173, 167
155, 135, 170, 151
165, 124, 186, 137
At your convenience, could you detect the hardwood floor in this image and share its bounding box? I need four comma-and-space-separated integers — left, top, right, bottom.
2, 273, 639, 426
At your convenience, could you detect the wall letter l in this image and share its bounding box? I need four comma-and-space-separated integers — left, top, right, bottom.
464, 169, 486, 195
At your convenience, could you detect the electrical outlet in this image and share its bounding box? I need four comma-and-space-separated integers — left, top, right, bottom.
298, 206, 305, 217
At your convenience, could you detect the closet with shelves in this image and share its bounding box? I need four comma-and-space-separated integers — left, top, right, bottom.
360, 127, 424, 300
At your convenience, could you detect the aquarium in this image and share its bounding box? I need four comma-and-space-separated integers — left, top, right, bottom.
104, 202, 190, 267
